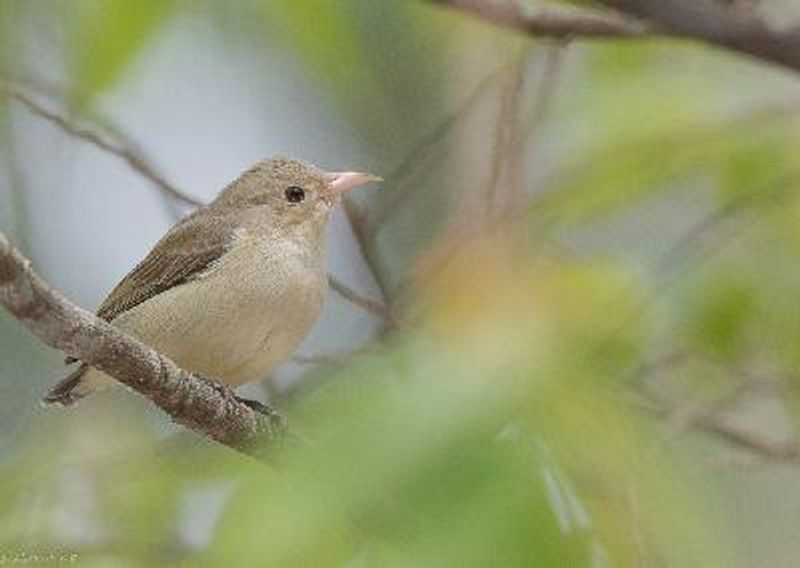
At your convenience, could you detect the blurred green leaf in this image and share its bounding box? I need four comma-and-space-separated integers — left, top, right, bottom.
535, 40, 800, 226
65, 0, 175, 104
263, 1, 371, 96
535, 111, 799, 226
683, 272, 756, 359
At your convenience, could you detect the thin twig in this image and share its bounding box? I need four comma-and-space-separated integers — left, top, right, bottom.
329, 274, 392, 321
428, 0, 650, 39
639, 389, 800, 463
693, 414, 800, 462
1, 84, 203, 207
520, 42, 566, 150
632, 349, 800, 464
485, 53, 526, 217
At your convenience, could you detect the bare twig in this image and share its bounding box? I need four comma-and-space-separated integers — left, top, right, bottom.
2, 85, 203, 207
0, 232, 286, 460
521, 42, 566, 149
632, 352, 800, 464
372, 44, 565, 239
640, 392, 800, 463
328, 275, 392, 321
371, 62, 508, 227
428, 0, 650, 39
342, 197, 393, 308
693, 413, 800, 462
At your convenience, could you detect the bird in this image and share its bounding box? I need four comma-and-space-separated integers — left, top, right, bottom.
42, 157, 381, 407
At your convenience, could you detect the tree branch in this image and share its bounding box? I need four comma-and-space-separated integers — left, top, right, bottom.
691, 411, 800, 463
1, 84, 203, 207
328, 275, 392, 322
427, 0, 650, 39
342, 198, 393, 311
430, 0, 800, 75
641, 391, 800, 464
0, 232, 286, 461
595, 0, 800, 73
634, 353, 800, 464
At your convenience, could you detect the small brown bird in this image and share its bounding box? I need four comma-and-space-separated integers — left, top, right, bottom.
43, 157, 381, 406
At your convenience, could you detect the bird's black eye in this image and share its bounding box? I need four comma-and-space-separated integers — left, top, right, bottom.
284, 186, 305, 203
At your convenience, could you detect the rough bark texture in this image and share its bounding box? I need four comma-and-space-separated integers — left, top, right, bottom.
0, 232, 286, 461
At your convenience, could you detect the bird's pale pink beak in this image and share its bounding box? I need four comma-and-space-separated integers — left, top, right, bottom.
324, 171, 382, 203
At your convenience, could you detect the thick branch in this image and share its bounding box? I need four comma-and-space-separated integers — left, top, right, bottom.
428, 0, 650, 39
595, 0, 800, 73
429, 0, 800, 75
0, 232, 286, 460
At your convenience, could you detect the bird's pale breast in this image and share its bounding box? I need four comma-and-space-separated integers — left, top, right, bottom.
109, 231, 325, 386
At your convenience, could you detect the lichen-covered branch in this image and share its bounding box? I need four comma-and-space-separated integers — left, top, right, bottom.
0, 232, 286, 461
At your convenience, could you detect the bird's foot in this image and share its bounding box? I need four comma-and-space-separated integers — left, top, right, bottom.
234, 395, 278, 418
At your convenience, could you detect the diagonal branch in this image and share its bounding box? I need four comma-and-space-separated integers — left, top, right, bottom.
2, 84, 203, 207
0, 232, 286, 461
692, 412, 800, 463
595, 0, 800, 73
342, 197, 393, 309
328, 275, 392, 321
427, 0, 650, 39
637, 381, 800, 464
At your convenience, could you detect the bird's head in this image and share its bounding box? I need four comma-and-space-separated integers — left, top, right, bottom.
214, 157, 381, 230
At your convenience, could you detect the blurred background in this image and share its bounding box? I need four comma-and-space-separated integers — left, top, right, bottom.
2, 0, 800, 565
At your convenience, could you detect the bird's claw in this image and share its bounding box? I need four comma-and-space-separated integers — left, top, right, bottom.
234, 395, 278, 418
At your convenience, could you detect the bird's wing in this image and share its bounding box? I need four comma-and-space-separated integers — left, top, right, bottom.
96, 207, 237, 322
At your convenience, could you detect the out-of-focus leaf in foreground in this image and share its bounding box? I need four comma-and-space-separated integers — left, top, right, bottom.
206, 231, 733, 566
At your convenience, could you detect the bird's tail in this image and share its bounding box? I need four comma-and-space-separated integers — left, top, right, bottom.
41, 364, 93, 407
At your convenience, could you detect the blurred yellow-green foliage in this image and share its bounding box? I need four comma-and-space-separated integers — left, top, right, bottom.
3, 0, 800, 566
